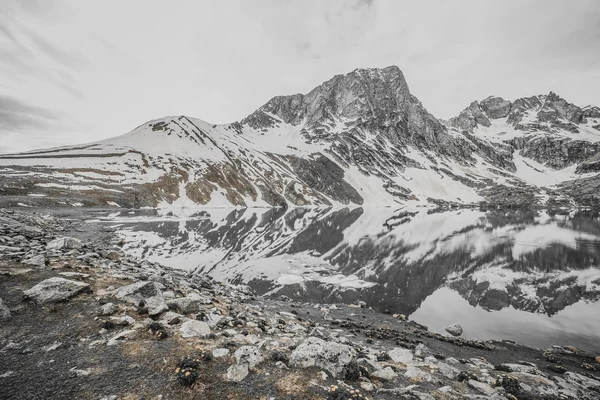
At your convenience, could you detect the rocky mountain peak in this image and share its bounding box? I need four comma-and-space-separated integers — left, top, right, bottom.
240, 65, 415, 130
449, 91, 598, 134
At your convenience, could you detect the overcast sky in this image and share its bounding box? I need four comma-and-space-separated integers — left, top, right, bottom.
1, 0, 599, 153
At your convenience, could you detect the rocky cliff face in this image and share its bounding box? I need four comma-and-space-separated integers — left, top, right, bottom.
0, 66, 599, 208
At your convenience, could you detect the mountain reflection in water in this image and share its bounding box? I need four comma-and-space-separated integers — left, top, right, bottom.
90, 207, 600, 351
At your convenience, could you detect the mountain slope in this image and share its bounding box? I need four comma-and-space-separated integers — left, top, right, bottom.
1, 66, 599, 208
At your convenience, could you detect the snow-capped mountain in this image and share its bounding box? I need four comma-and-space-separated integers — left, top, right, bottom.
1, 66, 599, 208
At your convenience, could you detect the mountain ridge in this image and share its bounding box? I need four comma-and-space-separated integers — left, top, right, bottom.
1, 65, 600, 209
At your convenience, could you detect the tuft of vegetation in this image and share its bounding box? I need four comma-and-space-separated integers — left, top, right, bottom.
326, 385, 369, 400
147, 322, 168, 340
174, 351, 213, 387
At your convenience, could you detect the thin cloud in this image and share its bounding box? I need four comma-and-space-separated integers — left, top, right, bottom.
0, 94, 62, 131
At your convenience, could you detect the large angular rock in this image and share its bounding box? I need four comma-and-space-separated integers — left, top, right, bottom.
234, 346, 263, 369
388, 347, 413, 363
0, 297, 11, 320
289, 337, 356, 377
46, 237, 84, 251
23, 277, 90, 304
226, 363, 249, 382
372, 366, 398, 381
179, 320, 211, 338
166, 295, 210, 314
113, 281, 166, 314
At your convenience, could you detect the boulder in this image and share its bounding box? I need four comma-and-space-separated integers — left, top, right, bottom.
23, 277, 90, 304
289, 337, 356, 377
113, 281, 166, 315
46, 237, 84, 251
179, 320, 211, 338
0, 297, 11, 320
388, 347, 413, 363
166, 296, 209, 314
445, 323, 463, 337
234, 346, 263, 369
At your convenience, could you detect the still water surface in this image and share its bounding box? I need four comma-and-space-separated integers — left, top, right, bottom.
89, 207, 600, 351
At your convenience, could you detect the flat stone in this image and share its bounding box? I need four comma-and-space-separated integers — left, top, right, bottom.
46, 237, 84, 251
58, 272, 90, 279
226, 363, 249, 382
107, 329, 137, 346
445, 323, 463, 337
388, 347, 413, 363
212, 348, 230, 358
161, 311, 182, 325
22, 254, 46, 268
180, 320, 211, 338
23, 277, 90, 304
372, 366, 398, 381
468, 379, 496, 396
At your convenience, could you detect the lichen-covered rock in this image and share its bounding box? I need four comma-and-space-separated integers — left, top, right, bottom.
23, 277, 90, 304
289, 337, 356, 377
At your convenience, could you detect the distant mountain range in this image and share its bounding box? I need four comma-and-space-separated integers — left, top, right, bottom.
1, 65, 599, 208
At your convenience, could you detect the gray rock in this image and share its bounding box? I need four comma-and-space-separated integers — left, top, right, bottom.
372, 366, 398, 381
226, 363, 249, 382
46, 237, 84, 251
388, 347, 413, 363
166, 296, 208, 314
468, 379, 497, 396
161, 311, 182, 325
0, 297, 11, 320
100, 302, 117, 316
289, 337, 356, 378
445, 323, 463, 337
113, 281, 166, 315
212, 348, 230, 358
414, 343, 432, 358
233, 346, 263, 369
107, 329, 137, 346
22, 254, 46, 268
179, 320, 211, 338
23, 277, 90, 304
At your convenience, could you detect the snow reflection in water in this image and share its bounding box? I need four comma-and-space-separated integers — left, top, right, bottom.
89, 207, 600, 351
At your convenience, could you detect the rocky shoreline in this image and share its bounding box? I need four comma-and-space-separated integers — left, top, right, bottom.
1, 208, 599, 399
